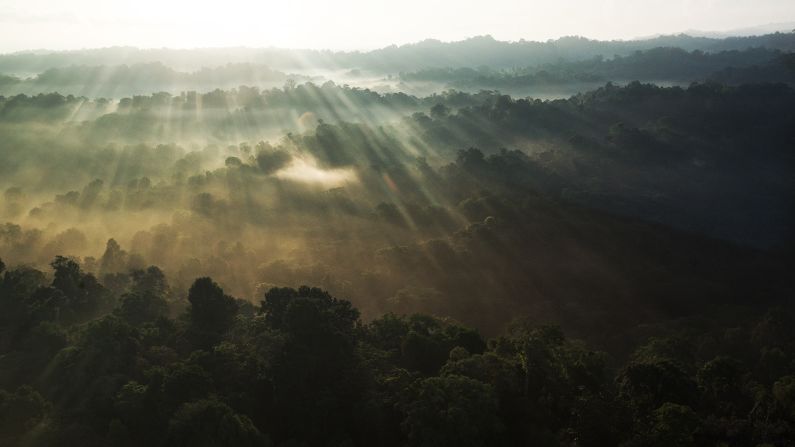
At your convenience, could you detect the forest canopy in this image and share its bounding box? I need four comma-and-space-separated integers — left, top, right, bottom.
0, 28, 794, 447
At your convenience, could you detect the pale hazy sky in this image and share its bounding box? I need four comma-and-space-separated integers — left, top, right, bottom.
0, 0, 793, 52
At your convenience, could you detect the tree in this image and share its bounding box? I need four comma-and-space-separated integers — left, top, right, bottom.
0, 386, 51, 444
697, 356, 748, 415
625, 403, 700, 447
100, 239, 128, 275
50, 255, 82, 297
43, 256, 111, 324
617, 361, 697, 414
167, 399, 270, 447
430, 103, 450, 119
401, 375, 503, 447
392, 314, 486, 376
260, 286, 362, 444
225, 156, 243, 167
130, 266, 170, 299
115, 266, 171, 325
255, 148, 291, 175
773, 375, 795, 420
116, 292, 168, 325
38, 315, 139, 431
187, 277, 238, 347
162, 363, 214, 407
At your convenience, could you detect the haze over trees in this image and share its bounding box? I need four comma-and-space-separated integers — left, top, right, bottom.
0, 30, 794, 447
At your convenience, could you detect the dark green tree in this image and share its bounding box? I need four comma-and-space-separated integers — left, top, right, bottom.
186, 277, 238, 347
401, 375, 503, 447
167, 399, 270, 447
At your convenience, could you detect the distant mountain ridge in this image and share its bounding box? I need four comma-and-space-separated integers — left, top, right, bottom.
680, 21, 795, 38
1, 32, 793, 74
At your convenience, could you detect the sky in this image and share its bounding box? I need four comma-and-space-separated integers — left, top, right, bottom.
0, 0, 793, 52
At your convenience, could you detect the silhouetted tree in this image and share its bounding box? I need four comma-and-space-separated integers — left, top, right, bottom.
186, 277, 238, 348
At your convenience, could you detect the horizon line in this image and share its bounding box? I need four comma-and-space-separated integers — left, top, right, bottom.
2, 25, 794, 56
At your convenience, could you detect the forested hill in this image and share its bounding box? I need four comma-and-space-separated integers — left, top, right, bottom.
2, 82, 792, 249
0, 23, 794, 446
2, 32, 794, 73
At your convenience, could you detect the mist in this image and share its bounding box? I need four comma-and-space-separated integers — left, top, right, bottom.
0, 9, 794, 447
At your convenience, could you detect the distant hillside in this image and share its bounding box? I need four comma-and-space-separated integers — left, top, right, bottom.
1, 32, 794, 74
0, 63, 311, 98
399, 48, 795, 91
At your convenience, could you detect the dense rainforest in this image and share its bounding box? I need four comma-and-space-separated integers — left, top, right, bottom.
0, 31, 794, 446
0, 258, 794, 446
